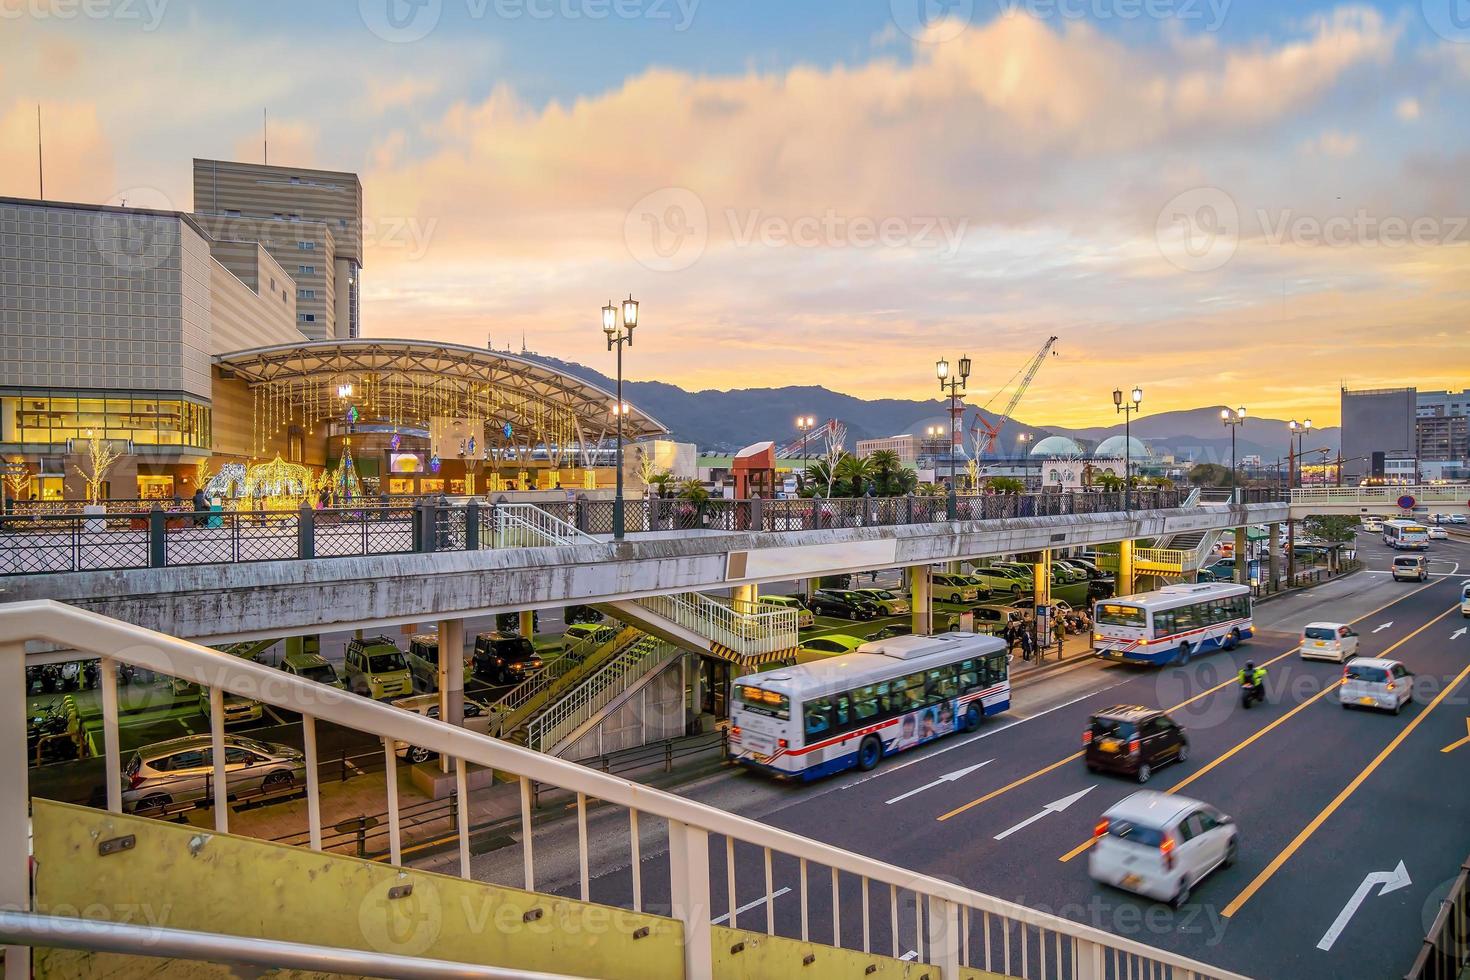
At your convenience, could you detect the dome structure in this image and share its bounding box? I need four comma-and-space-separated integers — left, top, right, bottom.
1094, 435, 1149, 459
1028, 435, 1082, 457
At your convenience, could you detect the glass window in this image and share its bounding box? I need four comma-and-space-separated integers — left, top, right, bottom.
805, 698, 831, 738
1153, 611, 1175, 638
958, 659, 980, 692
159, 750, 206, 772
1106, 819, 1166, 848
852, 684, 880, 722
1096, 604, 1146, 628
985, 653, 1007, 685
833, 694, 852, 730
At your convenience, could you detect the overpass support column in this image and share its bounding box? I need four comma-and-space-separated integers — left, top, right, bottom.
1117, 539, 1136, 597
1234, 528, 1248, 586
909, 566, 933, 635
731, 583, 758, 606
518, 610, 534, 639
437, 618, 465, 774
1033, 550, 1052, 650
1268, 523, 1282, 592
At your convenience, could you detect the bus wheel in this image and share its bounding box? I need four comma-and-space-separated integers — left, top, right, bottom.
857, 736, 883, 771
1177, 643, 1192, 665
1224, 629, 1241, 650
965, 705, 983, 731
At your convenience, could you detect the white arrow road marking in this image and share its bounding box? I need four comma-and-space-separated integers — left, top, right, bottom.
713, 887, 791, 924
885, 761, 992, 805
1317, 862, 1411, 952
993, 786, 1096, 841
1372, 622, 1394, 634
1453, 628, 1467, 641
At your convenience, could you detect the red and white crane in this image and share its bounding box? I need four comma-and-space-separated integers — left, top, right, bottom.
971, 336, 1058, 457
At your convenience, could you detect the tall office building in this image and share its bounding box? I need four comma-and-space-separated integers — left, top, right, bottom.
1340, 387, 1417, 482
191, 159, 362, 341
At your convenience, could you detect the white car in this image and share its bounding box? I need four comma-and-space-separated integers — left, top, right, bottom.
1300, 622, 1360, 662
1339, 658, 1414, 715
1429, 526, 1448, 540
1392, 555, 1428, 582
1450, 514, 1468, 525
1088, 791, 1238, 908
390, 694, 497, 763
1360, 518, 1383, 533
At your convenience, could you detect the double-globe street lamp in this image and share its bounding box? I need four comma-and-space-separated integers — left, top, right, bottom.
936, 356, 971, 488
1285, 418, 1312, 588
796, 415, 816, 461
1113, 386, 1143, 511
1016, 432, 1033, 489
1220, 406, 1246, 499
602, 295, 640, 540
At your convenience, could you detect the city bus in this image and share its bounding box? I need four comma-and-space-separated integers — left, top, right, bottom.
1382, 519, 1429, 550
728, 632, 1009, 780
1092, 582, 1252, 667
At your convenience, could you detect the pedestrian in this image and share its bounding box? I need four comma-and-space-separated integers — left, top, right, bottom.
1018, 622, 1035, 662
1003, 620, 1018, 657
191, 486, 208, 527
1052, 615, 1067, 658
869, 568, 879, 584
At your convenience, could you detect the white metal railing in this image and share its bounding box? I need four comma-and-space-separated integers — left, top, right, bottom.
523, 636, 679, 754
494, 627, 637, 718
1291, 485, 1470, 508
491, 502, 601, 549
632, 591, 798, 657
2, 600, 1250, 980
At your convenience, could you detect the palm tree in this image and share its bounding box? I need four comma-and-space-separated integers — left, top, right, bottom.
646, 471, 676, 498
802, 459, 834, 497
833, 453, 873, 497
986, 476, 1026, 495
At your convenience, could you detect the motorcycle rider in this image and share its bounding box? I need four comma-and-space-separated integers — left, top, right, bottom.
1238, 660, 1266, 701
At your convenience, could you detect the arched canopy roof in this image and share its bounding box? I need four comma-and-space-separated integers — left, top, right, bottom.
214, 338, 668, 443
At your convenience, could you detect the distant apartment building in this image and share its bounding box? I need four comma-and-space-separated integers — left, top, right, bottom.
1340, 387, 1416, 483
1416, 389, 1470, 419
1413, 388, 1469, 465
857, 434, 920, 467
0, 196, 305, 499
192, 159, 363, 340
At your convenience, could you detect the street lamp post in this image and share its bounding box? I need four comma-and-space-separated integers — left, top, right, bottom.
1017, 432, 1032, 489
936, 356, 971, 489
1286, 418, 1312, 589
1220, 406, 1246, 501
602, 296, 639, 540
1113, 386, 1143, 511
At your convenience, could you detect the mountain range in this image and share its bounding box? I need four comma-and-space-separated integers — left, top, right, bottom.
523, 353, 1339, 464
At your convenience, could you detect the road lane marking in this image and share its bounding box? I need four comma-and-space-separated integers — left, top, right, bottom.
885, 761, 992, 805
936, 643, 1303, 823
1316, 862, 1411, 952
994, 785, 1095, 841
1372, 622, 1393, 633
1221, 611, 1470, 919
1453, 628, 1467, 641
713, 887, 791, 924
1441, 719, 1470, 754
1058, 679, 1343, 863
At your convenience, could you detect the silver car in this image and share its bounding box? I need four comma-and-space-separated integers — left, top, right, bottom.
1339, 658, 1414, 715
122, 734, 305, 816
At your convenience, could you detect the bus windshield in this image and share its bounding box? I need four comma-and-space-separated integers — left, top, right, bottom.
736, 685, 790, 720
1096, 604, 1147, 628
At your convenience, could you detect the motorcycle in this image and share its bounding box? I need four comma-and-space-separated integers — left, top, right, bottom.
1240, 679, 1265, 709
27, 701, 78, 765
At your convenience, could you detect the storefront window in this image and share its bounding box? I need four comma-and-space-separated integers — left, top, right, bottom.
5, 393, 211, 450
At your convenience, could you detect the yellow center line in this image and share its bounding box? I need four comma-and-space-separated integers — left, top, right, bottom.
935, 573, 1446, 824
1221, 605, 1469, 918
1057, 679, 1344, 863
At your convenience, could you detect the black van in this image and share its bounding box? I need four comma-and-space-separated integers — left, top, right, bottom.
472, 632, 544, 685
1084, 705, 1188, 784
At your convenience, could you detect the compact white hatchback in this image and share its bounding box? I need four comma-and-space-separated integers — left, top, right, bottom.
1300, 622, 1360, 662
1088, 791, 1238, 908
1428, 526, 1448, 540
1339, 658, 1414, 715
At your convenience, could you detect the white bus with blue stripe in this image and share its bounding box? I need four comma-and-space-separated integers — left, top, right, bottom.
728, 632, 1009, 781
1092, 583, 1253, 666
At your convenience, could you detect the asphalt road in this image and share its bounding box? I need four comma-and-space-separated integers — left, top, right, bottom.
453, 531, 1470, 980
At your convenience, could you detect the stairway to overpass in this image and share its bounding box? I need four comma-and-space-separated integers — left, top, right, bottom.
1, 599, 1248, 980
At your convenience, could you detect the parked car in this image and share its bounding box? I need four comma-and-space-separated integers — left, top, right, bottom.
472, 632, 544, 685
929, 574, 980, 604
1300, 622, 1360, 662
390, 693, 496, 763
343, 636, 414, 700
1051, 561, 1088, 584
562, 622, 620, 656
797, 634, 866, 661
122, 734, 305, 817
1339, 658, 1414, 714
198, 688, 264, 726
809, 589, 881, 621
1086, 579, 1116, 603
964, 567, 1024, 594
1057, 557, 1109, 580
278, 652, 345, 690
406, 634, 473, 692
1449, 514, 1468, 525
758, 594, 815, 628
854, 588, 911, 616
1084, 706, 1188, 783
1088, 791, 1237, 908
1392, 555, 1428, 582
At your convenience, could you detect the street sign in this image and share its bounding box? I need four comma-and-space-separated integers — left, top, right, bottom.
1397, 494, 1416, 509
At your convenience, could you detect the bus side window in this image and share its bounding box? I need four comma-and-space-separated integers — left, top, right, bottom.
833, 694, 852, 731
902, 672, 926, 710
853, 684, 879, 721
1154, 610, 1174, 638
805, 698, 832, 739
929, 667, 957, 701
985, 653, 1006, 684
874, 681, 893, 715
958, 659, 980, 692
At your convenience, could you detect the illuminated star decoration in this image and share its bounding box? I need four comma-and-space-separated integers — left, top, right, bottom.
467, 436, 476, 456
389, 432, 401, 451
502, 421, 513, 439
429, 453, 441, 473
346, 406, 359, 424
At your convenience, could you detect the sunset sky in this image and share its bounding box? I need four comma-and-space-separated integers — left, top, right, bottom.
3, 0, 1467, 427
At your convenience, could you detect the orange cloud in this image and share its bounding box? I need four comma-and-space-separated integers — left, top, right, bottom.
0, 100, 114, 202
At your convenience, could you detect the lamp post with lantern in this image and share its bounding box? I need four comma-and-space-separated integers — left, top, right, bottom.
602, 296, 639, 540
1286, 418, 1312, 588
1220, 406, 1246, 500
936, 356, 971, 489
1016, 432, 1033, 489
1113, 386, 1143, 511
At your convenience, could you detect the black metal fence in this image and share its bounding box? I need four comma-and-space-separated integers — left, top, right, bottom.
1406, 855, 1469, 980
2, 488, 1212, 576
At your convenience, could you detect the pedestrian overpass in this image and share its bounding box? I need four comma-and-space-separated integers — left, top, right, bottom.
1, 600, 1249, 980
1288, 485, 1470, 519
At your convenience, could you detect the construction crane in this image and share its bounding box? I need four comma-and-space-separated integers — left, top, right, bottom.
776, 418, 845, 459
971, 336, 1058, 457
